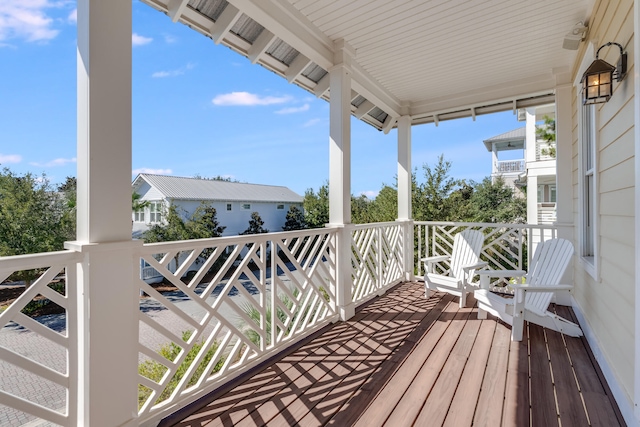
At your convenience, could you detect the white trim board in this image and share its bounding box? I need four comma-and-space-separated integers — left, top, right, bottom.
571, 299, 635, 425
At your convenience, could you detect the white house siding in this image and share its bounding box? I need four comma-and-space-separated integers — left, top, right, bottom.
571, 0, 635, 405
173, 200, 299, 236
138, 181, 164, 201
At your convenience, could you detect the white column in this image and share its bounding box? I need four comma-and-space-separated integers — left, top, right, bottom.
555, 83, 574, 231
527, 175, 539, 225
397, 115, 414, 281
525, 107, 537, 164
491, 144, 498, 177
329, 39, 355, 321
397, 116, 412, 221
555, 75, 575, 304
72, 1, 139, 425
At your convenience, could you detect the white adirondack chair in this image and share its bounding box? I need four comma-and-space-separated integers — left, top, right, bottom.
474, 238, 583, 341
422, 229, 487, 308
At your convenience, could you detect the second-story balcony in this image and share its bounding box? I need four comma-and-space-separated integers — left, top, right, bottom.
0, 221, 624, 426
494, 160, 526, 174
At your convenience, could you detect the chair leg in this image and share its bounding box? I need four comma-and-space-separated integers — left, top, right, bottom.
511, 315, 524, 341
459, 289, 467, 308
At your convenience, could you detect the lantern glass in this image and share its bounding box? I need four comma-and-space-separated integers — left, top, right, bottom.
587, 74, 599, 86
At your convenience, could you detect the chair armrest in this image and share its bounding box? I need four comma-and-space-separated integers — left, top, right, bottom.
477, 269, 526, 278
462, 261, 489, 272
511, 283, 574, 292
421, 255, 449, 264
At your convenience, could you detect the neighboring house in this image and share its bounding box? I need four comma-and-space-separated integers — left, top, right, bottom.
483, 104, 557, 225
132, 174, 304, 238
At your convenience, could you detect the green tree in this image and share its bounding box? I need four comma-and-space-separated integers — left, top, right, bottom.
0, 169, 76, 285
469, 177, 526, 223
0, 169, 74, 255
240, 212, 269, 235
536, 116, 556, 158
57, 176, 77, 243
351, 194, 374, 224
143, 204, 190, 244
188, 203, 226, 239
303, 184, 329, 228
132, 191, 149, 212
144, 203, 226, 276
414, 155, 463, 221
282, 205, 307, 231
369, 185, 397, 222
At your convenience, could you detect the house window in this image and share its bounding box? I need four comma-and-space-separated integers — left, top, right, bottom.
149, 201, 163, 223
226, 203, 232, 211
242, 203, 251, 210
579, 100, 598, 276
134, 208, 145, 222
536, 184, 557, 203
277, 204, 285, 210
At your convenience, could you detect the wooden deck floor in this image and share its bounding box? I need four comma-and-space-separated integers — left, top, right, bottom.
167, 281, 625, 427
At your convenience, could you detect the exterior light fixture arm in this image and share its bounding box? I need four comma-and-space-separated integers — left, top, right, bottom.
596, 42, 627, 81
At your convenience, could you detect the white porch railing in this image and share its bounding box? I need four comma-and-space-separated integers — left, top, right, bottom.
0, 250, 81, 426
136, 228, 338, 425
0, 220, 560, 425
351, 222, 406, 305
415, 221, 558, 286
495, 159, 525, 174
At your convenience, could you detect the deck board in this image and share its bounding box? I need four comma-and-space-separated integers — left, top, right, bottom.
168, 282, 625, 427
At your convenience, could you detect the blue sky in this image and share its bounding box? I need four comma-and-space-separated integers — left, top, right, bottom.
0, 1, 526, 198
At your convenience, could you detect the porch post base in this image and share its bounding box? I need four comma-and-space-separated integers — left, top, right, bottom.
339, 303, 356, 321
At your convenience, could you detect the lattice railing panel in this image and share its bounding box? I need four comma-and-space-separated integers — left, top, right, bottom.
351, 223, 405, 304
415, 221, 558, 288
136, 229, 338, 425
0, 251, 80, 427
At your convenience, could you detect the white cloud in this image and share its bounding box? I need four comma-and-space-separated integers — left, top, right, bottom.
275, 104, 310, 115
0, 154, 22, 164
0, 1, 64, 44
29, 157, 76, 167
67, 8, 76, 23
132, 168, 172, 176
152, 62, 195, 78
212, 92, 291, 106
132, 32, 152, 46
163, 33, 177, 44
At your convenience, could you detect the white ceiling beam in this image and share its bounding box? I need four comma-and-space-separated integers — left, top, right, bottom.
410, 74, 556, 119
286, 54, 311, 83
382, 115, 397, 134
351, 62, 402, 117
210, 4, 242, 45
167, 0, 189, 22
248, 29, 276, 64
313, 74, 330, 97
354, 100, 375, 119
226, 0, 334, 69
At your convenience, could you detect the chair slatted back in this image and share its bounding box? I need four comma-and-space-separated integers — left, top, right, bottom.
524, 238, 574, 313
450, 229, 484, 281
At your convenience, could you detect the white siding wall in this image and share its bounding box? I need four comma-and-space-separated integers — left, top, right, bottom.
571, 0, 635, 405
134, 196, 300, 237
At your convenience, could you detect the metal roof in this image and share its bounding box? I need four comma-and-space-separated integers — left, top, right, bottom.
482, 127, 526, 152
142, 0, 592, 130
134, 174, 303, 203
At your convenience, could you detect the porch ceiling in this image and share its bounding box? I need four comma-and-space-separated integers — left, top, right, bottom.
142, 0, 593, 130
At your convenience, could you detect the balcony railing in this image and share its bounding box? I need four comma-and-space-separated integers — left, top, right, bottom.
495, 159, 525, 174
414, 221, 558, 286
0, 220, 556, 425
